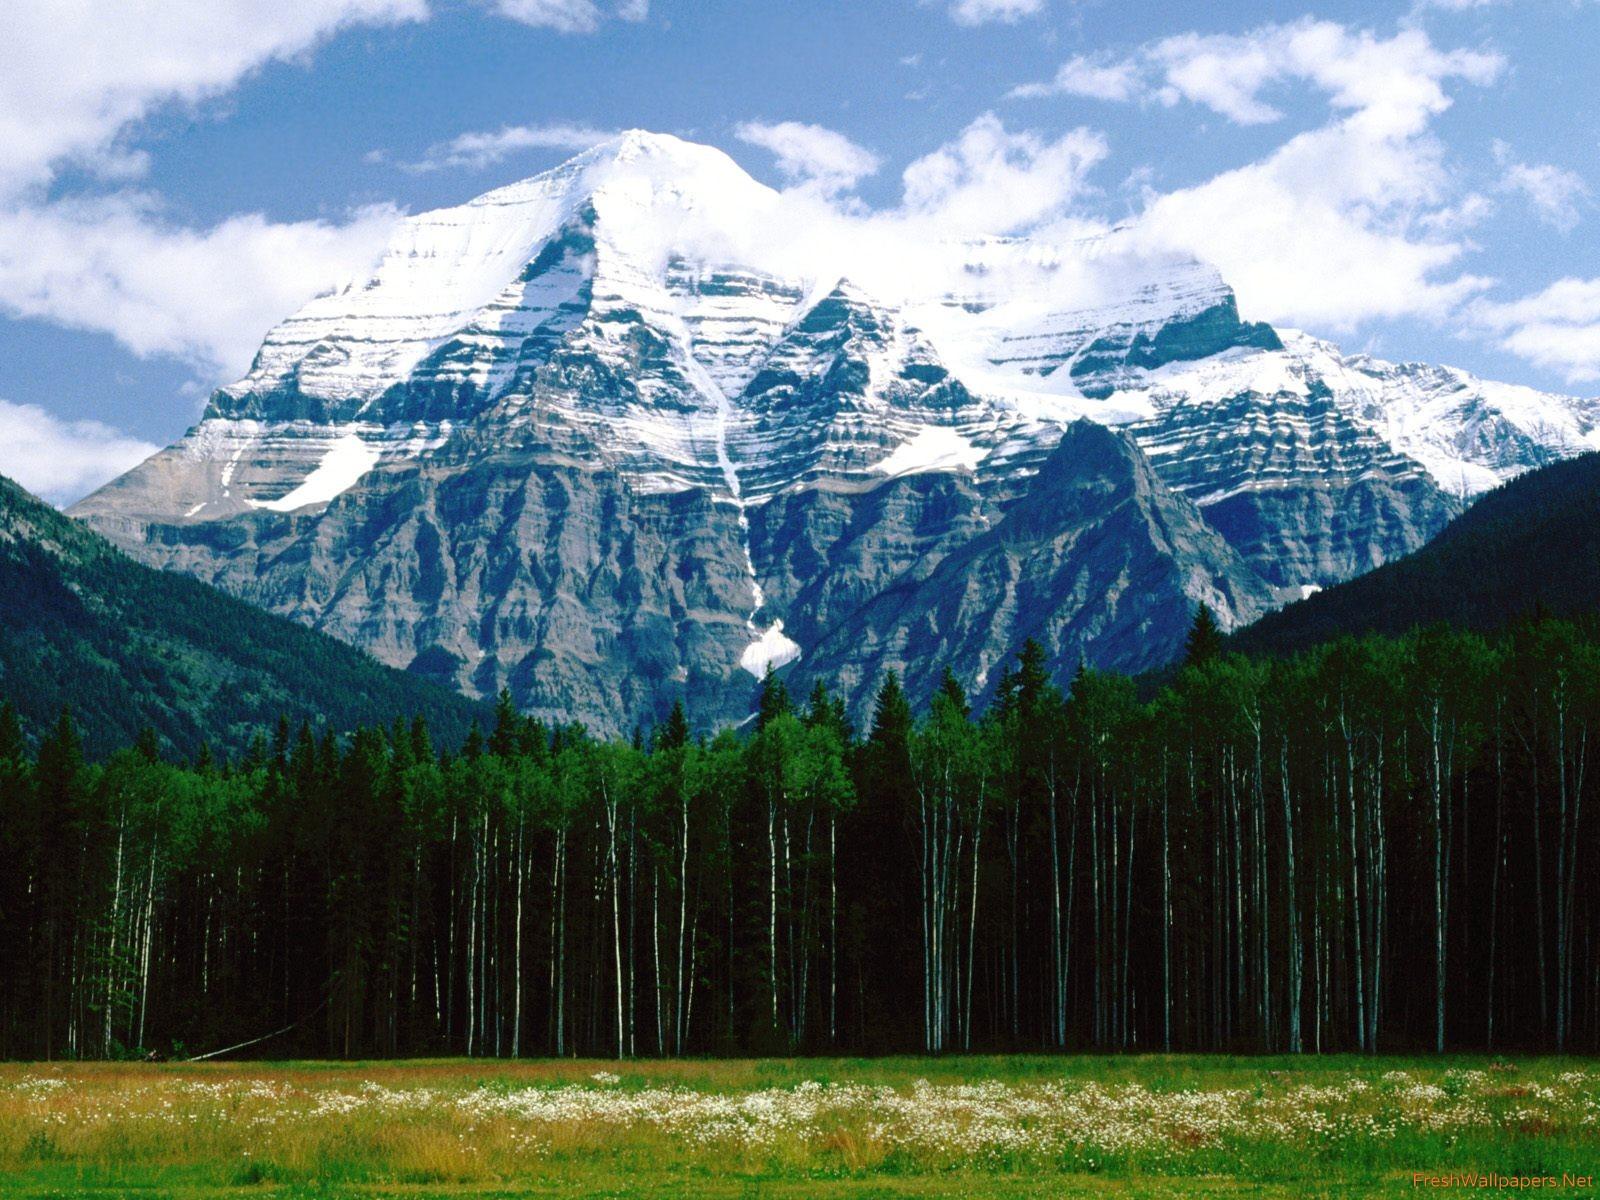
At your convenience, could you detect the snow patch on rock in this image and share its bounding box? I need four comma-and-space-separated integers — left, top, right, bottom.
740, 620, 801, 678
874, 426, 986, 477
247, 434, 379, 512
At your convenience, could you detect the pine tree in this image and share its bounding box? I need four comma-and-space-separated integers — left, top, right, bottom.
869, 672, 912, 755
0, 701, 24, 762
656, 699, 691, 752
272, 715, 292, 767
758, 670, 792, 729
36, 708, 84, 799
409, 715, 434, 765
936, 666, 970, 719
1185, 604, 1225, 666
489, 689, 520, 758
133, 726, 162, 765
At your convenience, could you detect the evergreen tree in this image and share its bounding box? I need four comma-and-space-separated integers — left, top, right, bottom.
489, 689, 520, 758
0, 701, 23, 762
935, 666, 970, 719
656, 698, 691, 752
409, 714, 434, 765
1185, 603, 1225, 666
134, 726, 161, 765
757, 670, 792, 729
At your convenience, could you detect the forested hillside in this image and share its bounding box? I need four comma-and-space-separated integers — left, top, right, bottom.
0, 474, 486, 758
3, 616, 1597, 1061
1235, 450, 1600, 654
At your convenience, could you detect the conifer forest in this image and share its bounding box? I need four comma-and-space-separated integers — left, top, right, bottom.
4, 614, 1599, 1063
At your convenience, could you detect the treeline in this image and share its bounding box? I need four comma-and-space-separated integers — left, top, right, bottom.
3, 613, 1599, 1060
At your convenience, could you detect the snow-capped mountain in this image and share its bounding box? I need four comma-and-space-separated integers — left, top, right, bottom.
72, 131, 1600, 731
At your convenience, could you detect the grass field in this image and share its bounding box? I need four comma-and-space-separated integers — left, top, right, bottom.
0, 1055, 1596, 1198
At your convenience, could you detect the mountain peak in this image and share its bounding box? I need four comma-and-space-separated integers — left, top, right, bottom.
472, 128, 773, 217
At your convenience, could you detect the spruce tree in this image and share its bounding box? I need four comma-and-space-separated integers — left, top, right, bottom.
36, 708, 84, 801
1185, 603, 1225, 666
409, 715, 434, 765
757, 669, 792, 729
0, 701, 24, 762
935, 665, 970, 718
657, 698, 691, 752
490, 689, 520, 757
866, 672, 914, 791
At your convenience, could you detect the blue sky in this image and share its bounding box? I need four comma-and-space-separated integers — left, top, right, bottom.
2, 0, 1597, 502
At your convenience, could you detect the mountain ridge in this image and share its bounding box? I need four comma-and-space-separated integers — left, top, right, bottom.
70, 131, 1600, 731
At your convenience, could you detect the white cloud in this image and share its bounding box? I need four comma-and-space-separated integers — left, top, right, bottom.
1493, 142, 1589, 232
735, 122, 881, 195
1011, 19, 1505, 331
948, 0, 1045, 26
0, 0, 428, 200
0, 399, 159, 506
899, 114, 1105, 233
1009, 55, 1141, 102
1132, 122, 1489, 330
0, 195, 401, 379
663, 115, 1111, 317
1471, 279, 1600, 382
489, 0, 646, 32
0, 1, 425, 384
1014, 18, 1503, 138
400, 123, 617, 171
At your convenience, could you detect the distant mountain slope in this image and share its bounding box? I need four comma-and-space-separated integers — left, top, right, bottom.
1233, 451, 1600, 655
0, 473, 487, 757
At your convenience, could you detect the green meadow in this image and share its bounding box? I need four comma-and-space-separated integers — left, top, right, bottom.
1, 1056, 1596, 1198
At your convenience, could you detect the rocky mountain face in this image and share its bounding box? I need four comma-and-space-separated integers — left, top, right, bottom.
72, 132, 1600, 732
1232, 449, 1600, 657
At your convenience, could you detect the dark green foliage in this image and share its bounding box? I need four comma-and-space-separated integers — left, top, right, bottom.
655, 699, 691, 752
1185, 604, 1225, 666
5, 621, 1600, 1060
0, 473, 487, 759
756, 669, 791, 729
0, 702, 22, 763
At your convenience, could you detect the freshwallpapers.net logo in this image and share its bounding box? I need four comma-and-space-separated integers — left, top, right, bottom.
1411, 1173, 1596, 1190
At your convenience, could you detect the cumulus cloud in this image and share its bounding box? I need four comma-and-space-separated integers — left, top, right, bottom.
1471, 279, 1600, 382
735, 122, 881, 195
1011, 18, 1505, 331
1013, 18, 1503, 137
1, 0, 428, 200
1009, 56, 1142, 102
684, 114, 1114, 324
0, 399, 159, 506
1493, 141, 1589, 232
947, 0, 1046, 26
398, 123, 618, 171
0, 1, 430, 388
899, 114, 1105, 234
0, 195, 402, 379
1131, 124, 1489, 331
489, 0, 647, 33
